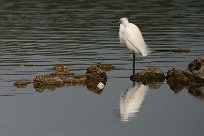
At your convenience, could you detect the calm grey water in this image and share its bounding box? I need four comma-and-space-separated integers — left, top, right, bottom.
0, 0, 204, 136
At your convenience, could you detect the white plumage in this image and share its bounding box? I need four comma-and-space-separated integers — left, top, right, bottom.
119, 23, 125, 44
119, 17, 149, 57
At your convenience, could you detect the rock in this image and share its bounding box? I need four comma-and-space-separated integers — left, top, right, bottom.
94, 63, 113, 71
166, 68, 190, 92
166, 56, 204, 92
166, 68, 190, 85
184, 69, 204, 84
194, 67, 204, 81
179, 56, 204, 85
34, 75, 64, 86
34, 64, 107, 93
52, 64, 69, 72
85, 65, 107, 84
33, 75, 65, 92
14, 63, 111, 93
188, 56, 204, 72
50, 71, 73, 76
14, 80, 31, 88
51, 64, 73, 75
63, 75, 86, 85
186, 57, 204, 83
85, 65, 107, 93
130, 66, 165, 84
63, 64, 109, 87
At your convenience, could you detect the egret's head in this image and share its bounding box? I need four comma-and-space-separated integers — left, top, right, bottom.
120, 17, 129, 26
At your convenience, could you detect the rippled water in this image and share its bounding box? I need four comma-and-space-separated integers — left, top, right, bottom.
0, 0, 204, 136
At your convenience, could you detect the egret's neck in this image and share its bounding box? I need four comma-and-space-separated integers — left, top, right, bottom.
122, 20, 129, 27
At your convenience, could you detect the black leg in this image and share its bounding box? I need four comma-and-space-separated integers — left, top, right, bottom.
133, 53, 135, 75
133, 53, 136, 86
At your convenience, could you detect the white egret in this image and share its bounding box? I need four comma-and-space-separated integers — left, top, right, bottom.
119, 17, 150, 74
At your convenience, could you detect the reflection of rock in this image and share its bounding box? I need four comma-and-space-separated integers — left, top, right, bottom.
34, 84, 64, 93
167, 81, 185, 94
145, 82, 163, 89
130, 66, 165, 84
86, 83, 103, 94
14, 80, 31, 88
188, 86, 204, 100
166, 68, 190, 93
120, 83, 149, 122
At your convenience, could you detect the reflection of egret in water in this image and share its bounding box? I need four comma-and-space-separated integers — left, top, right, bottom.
120, 83, 149, 122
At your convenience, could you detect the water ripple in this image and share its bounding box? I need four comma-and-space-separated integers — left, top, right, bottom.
0, 0, 204, 86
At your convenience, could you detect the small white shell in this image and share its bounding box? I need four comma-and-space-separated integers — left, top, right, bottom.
97, 82, 105, 89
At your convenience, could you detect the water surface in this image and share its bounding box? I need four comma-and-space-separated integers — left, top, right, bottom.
0, 0, 204, 136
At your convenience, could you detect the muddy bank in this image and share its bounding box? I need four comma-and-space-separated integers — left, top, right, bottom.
14, 63, 112, 94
